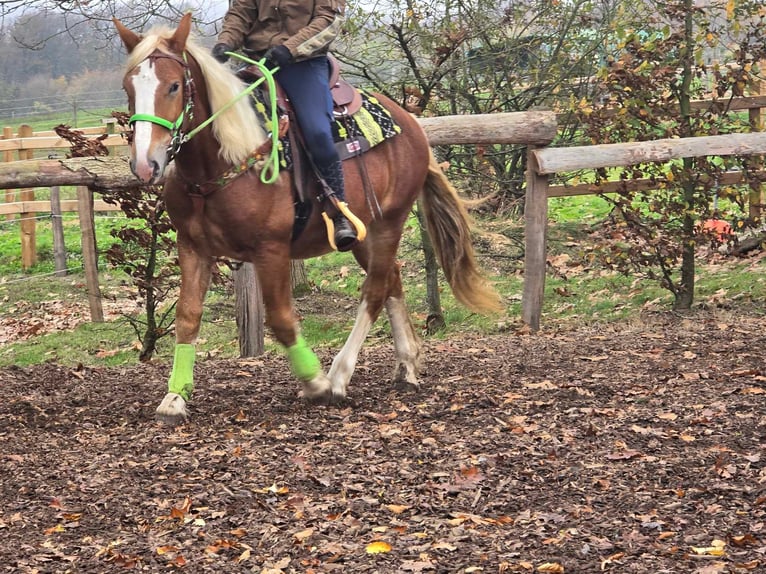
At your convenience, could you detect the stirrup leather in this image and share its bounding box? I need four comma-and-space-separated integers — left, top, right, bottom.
322, 201, 367, 251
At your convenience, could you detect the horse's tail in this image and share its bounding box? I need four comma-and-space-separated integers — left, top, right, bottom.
419, 151, 503, 315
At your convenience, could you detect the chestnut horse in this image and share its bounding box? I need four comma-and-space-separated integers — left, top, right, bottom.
114, 14, 501, 424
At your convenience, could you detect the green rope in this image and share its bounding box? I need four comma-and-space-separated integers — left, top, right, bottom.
229, 52, 282, 185
186, 52, 281, 185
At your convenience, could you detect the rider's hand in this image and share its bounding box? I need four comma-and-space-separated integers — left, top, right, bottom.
212, 43, 231, 63
264, 45, 292, 69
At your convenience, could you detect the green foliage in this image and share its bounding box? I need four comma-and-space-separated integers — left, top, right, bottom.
340, 0, 621, 210
570, 0, 766, 309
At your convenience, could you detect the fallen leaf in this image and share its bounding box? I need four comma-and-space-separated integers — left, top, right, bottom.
579, 355, 608, 362
729, 533, 757, 547
400, 559, 436, 571
600, 551, 625, 570
366, 541, 392, 554
537, 563, 565, 573
691, 539, 726, 556
657, 412, 678, 421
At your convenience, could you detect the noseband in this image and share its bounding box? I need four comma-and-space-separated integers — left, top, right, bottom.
128, 50, 195, 163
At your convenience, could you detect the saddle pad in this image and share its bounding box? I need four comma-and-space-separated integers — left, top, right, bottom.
254, 89, 402, 170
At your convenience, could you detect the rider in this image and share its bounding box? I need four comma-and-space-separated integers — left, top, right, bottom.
212, 0, 359, 252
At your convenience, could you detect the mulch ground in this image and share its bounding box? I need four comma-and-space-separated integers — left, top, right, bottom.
2, 308, 766, 573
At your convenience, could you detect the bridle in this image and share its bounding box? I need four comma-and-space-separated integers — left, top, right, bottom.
127, 48, 281, 186
128, 50, 195, 164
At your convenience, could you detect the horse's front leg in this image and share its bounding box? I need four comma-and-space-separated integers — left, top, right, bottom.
254, 251, 338, 403
156, 241, 214, 425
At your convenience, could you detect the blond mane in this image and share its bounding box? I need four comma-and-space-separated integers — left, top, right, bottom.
124, 25, 267, 165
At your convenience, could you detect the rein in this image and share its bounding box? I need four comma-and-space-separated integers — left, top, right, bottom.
128, 49, 281, 185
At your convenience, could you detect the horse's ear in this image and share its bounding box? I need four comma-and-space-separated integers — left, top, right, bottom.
168, 12, 193, 54
113, 18, 142, 53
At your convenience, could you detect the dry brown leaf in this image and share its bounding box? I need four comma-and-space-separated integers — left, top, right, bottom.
732, 559, 760, 570
600, 551, 625, 570
729, 533, 758, 547
293, 528, 314, 542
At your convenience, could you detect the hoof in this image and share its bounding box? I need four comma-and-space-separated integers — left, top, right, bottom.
393, 363, 421, 392
301, 373, 346, 405
394, 379, 421, 393
156, 392, 188, 426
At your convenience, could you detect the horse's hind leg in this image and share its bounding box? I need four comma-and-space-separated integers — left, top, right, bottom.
385, 283, 423, 391
156, 242, 214, 425
328, 246, 422, 395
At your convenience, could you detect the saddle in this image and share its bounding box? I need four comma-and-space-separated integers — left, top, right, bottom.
235, 53, 366, 244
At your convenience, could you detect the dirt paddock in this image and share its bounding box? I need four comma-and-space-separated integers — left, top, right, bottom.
1, 309, 765, 573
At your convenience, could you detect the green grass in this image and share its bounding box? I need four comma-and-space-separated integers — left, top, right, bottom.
548, 194, 612, 223
0, 212, 127, 277
2, 108, 125, 133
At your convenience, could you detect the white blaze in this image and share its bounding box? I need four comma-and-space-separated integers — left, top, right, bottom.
131, 59, 161, 166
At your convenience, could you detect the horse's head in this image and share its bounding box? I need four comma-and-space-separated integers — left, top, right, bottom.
114, 14, 194, 184
115, 14, 268, 185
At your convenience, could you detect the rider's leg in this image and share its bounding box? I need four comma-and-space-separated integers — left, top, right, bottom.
275, 57, 358, 251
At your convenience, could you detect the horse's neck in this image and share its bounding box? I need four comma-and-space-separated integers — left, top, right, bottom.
175, 132, 227, 183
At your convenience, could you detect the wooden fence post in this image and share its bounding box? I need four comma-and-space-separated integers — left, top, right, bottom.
18, 124, 37, 270
3, 126, 13, 221
521, 146, 549, 332
748, 59, 766, 220
235, 263, 264, 356
77, 185, 104, 322
49, 185, 67, 276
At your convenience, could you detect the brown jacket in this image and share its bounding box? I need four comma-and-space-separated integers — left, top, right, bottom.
217, 0, 345, 61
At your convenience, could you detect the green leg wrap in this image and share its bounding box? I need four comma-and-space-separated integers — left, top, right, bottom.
168, 343, 196, 401
287, 336, 321, 381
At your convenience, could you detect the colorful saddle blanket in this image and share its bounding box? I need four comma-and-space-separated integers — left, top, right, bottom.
254, 89, 402, 170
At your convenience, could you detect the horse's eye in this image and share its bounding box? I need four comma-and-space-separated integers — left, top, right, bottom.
169, 82, 180, 95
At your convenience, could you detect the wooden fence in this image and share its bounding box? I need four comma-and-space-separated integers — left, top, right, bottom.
0, 112, 556, 325
1, 99, 765, 331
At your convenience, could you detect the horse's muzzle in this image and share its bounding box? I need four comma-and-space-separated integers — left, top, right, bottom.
130, 157, 163, 184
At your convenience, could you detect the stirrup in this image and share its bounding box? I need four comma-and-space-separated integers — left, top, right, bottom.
321, 201, 367, 251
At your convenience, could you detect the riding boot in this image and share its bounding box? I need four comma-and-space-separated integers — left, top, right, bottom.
317, 160, 359, 252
